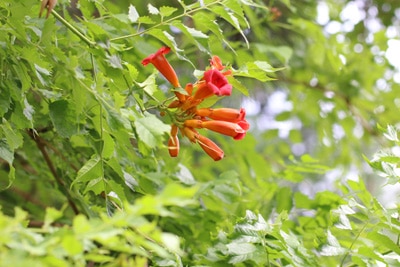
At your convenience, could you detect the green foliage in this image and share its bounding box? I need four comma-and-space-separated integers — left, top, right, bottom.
1, 0, 400, 266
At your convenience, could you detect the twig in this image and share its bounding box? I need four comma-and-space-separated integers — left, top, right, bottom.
51, 9, 96, 47
110, 0, 225, 41
27, 129, 80, 215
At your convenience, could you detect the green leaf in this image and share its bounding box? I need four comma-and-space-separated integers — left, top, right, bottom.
234, 62, 278, 82
383, 125, 399, 142
227, 242, 257, 255
22, 97, 34, 125
43, 207, 64, 229
124, 62, 139, 81
147, 29, 181, 55
176, 164, 196, 185
134, 113, 170, 148
276, 187, 293, 213
171, 21, 208, 39
34, 63, 51, 86
106, 54, 123, 69
101, 101, 130, 132
192, 12, 225, 42
101, 132, 115, 159
0, 84, 11, 117
138, 73, 158, 96
72, 156, 102, 187
0, 139, 15, 190
1, 119, 23, 150
227, 76, 249, 96
159, 6, 177, 17
320, 230, 346, 256
367, 231, 400, 254
0, 139, 14, 164
254, 44, 293, 64
61, 235, 84, 256
138, 16, 155, 24
49, 100, 78, 138
210, 5, 249, 47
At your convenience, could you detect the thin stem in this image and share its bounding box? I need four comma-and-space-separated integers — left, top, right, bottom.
27, 129, 80, 215
90, 53, 109, 207
339, 221, 368, 267
110, 0, 224, 41
51, 10, 96, 47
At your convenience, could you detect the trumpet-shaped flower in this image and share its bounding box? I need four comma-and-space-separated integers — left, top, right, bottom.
234, 120, 250, 140
181, 127, 198, 143
168, 125, 179, 157
196, 135, 224, 161
141, 47, 181, 88
202, 120, 246, 139
141, 50, 249, 160
184, 119, 248, 140
196, 108, 246, 122
210, 55, 232, 76
210, 56, 224, 71
193, 69, 232, 100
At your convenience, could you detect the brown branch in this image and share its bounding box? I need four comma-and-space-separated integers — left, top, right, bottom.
41, 138, 79, 172
27, 129, 80, 215
28, 220, 66, 228
11, 187, 47, 208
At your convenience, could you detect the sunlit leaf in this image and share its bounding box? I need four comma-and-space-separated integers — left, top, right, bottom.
134, 113, 170, 148
148, 4, 159, 15
159, 6, 177, 17
128, 5, 139, 23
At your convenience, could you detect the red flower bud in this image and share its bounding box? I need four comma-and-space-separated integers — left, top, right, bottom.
168, 125, 179, 157
168, 136, 179, 157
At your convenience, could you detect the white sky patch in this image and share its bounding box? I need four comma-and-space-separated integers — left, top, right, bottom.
386, 39, 400, 70
325, 21, 342, 34
340, 1, 366, 25
242, 98, 260, 116
317, 2, 330, 25
266, 91, 293, 115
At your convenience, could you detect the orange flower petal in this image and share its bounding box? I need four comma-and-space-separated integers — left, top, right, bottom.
201, 120, 245, 138
196, 135, 224, 161
141, 47, 180, 88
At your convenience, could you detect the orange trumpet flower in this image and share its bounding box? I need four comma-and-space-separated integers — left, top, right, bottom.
184, 119, 247, 140
196, 135, 224, 161
193, 69, 232, 100
168, 125, 179, 157
195, 108, 246, 122
142, 47, 181, 88
210, 55, 232, 76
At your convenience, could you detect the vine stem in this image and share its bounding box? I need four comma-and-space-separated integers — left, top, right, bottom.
89, 52, 109, 209
51, 9, 96, 47
339, 221, 368, 267
110, 0, 225, 42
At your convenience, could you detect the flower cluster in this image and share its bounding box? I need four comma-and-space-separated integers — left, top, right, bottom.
141, 47, 249, 161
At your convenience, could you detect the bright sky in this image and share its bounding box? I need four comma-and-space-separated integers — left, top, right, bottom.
318, 0, 400, 82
